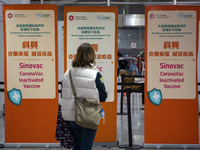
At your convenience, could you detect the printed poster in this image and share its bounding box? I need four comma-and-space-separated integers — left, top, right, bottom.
147, 10, 197, 100
5, 9, 57, 99
66, 11, 116, 102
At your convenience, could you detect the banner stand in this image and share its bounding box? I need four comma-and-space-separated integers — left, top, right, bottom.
145, 5, 199, 145
144, 144, 200, 149
64, 6, 118, 142
3, 5, 58, 144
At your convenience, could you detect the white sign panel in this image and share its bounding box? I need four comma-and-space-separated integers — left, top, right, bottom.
66, 12, 115, 102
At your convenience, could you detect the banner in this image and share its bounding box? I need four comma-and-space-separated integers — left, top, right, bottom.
3, 5, 58, 143
145, 6, 199, 144
64, 6, 118, 142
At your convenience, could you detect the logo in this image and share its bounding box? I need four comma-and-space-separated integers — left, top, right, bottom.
177, 13, 193, 19
69, 15, 74, 21
177, 14, 184, 18
150, 14, 155, 19
96, 15, 112, 21
147, 88, 162, 106
7, 88, 22, 106
8, 13, 13, 19
35, 12, 51, 18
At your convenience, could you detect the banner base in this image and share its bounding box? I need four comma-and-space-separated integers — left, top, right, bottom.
0, 144, 4, 148
94, 142, 119, 147
4, 142, 119, 148
4, 143, 61, 148
144, 144, 200, 149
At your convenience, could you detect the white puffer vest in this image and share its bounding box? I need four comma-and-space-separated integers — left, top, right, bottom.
61, 67, 99, 121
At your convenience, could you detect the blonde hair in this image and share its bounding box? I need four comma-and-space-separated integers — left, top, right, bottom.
72, 43, 95, 67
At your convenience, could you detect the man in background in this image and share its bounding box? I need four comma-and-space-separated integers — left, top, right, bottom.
117, 51, 129, 75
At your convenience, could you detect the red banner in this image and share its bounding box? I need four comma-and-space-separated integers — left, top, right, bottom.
145, 5, 199, 144
3, 5, 58, 143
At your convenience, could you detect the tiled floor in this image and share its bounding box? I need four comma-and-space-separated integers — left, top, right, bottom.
0, 93, 200, 150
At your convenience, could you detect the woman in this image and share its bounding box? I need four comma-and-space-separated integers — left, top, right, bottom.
61, 43, 107, 150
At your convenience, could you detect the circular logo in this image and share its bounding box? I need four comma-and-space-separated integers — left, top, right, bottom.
8, 13, 13, 19
150, 14, 155, 19
69, 15, 74, 21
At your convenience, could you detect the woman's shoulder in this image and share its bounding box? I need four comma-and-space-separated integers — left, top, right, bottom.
89, 64, 99, 72
73, 65, 99, 73
72, 67, 98, 79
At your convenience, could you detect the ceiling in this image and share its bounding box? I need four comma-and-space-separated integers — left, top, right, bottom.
31, 0, 200, 6
1, 0, 197, 20
30, 0, 200, 16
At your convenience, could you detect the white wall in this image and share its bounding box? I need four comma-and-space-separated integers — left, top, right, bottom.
198, 22, 200, 113
58, 21, 64, 103
58, 21, 64, 81
0, 20, 4, 112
